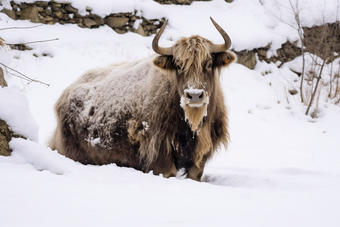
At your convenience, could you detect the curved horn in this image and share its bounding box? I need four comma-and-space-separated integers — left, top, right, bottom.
209, 17, 232, 53
152, 19, 173, 56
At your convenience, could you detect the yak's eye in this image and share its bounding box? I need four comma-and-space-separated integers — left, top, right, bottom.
176, 65, 182, 70
207, 63, 212, 69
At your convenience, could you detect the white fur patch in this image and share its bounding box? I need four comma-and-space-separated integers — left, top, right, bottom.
180, 95, 186, 110
85, 137, 101, 147
142, 121, 149, 131
188, 103, 204, 108
184, 87, 204, 95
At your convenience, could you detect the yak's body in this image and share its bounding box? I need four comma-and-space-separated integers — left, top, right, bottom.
50, 19, 236, 181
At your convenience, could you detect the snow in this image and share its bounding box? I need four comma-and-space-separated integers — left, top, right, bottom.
142, 121, 149, 131
184, 87, 205, 95
0, 86, 39, 141
1, 0, 340, 226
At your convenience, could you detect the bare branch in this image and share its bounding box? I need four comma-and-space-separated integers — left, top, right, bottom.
305, 58, 326, 115
0, 24, 44, 31
0, 62, 50, 87
5, 38, 59, 46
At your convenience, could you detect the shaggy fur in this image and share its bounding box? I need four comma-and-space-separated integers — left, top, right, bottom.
50, 35, 236, 181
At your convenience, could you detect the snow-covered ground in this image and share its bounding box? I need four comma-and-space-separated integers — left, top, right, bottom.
1, 0, 340, 226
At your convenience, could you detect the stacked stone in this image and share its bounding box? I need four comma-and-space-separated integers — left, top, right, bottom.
1, 1, 337, 69
153, 0, 232, 4
235, 42, 302, 70
0, 119, 13, 156
1, 1, 166, 36
154, 0, 196, 5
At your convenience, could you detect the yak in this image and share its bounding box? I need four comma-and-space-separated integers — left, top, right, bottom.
49, 17, 236, 181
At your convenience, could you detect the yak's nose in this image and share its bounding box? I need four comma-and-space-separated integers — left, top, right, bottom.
186, 90, 204, 103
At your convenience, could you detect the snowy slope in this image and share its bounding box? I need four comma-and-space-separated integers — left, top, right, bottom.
1, 0, 340, 226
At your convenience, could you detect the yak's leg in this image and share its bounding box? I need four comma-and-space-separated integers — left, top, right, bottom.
152, 159, 177, 178
162, 162, 177, 178
187, 164, 205, 181
187, 155, 209, 181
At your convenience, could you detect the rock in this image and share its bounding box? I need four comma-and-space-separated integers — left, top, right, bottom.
93, 17, 105, 26
2, 1, 166, 37
54, 1, 72, 4
257, 49, 267, 57
0, 119, 12, 156
45, 8, 52, 16
105, 17, 129, 28
1, 9, 17, 20
77, 23, 85, 28
0, 67, 8, 88
136, 24, 147, 36
177, 0, 192, 4
90, 15, 105, 26
83, 18, 96, 28
288, 89, 298, 95
53, 11, 64, 19
65, 5, 78, 13
145, 25, 157, 31
62, 14, 71, 21
35, 1, 49, 7
114, 28, 128, 34
0, 119, 26, 156
0, 133, 10, 156
235, 50, 256, 70
20, 6, 41, 23
154, 0, 194, 5
52, 3, 62, 11
37, 7, 44, 13
19, 3, 28, 9
45, 16, 55, 22
8, 44, 33, 51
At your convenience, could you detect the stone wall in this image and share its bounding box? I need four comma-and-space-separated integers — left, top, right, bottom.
1, 1, 166, 36
1, 1, 338, 69
235, 41, 302, 69
236, 22, 340, 69
153, 0, 233, 4
154, 0, 212, 5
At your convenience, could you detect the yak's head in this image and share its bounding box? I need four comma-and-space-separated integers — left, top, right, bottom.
153, 17, 236, 132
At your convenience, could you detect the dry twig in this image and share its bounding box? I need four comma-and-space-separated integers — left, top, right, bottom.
0, 62, 50, 87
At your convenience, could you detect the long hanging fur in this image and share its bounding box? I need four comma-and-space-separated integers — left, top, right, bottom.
49, 35, 236, 180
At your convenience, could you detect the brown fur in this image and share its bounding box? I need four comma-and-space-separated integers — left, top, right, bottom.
50, 35, 236, 181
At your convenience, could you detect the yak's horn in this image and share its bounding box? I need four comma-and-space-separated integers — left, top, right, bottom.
152, 20, 173, 56
209, 17, 232, 53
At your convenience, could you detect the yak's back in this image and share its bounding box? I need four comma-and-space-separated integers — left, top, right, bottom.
51, 55, 162, 157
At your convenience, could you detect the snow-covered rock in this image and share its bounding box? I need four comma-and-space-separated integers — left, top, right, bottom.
0, 86, 39, 142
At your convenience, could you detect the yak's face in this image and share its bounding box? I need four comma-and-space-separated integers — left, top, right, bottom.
154, 36, 236, 132
176, 58, 213, 132
173, 37, 214, 132
152, 18, 236, 132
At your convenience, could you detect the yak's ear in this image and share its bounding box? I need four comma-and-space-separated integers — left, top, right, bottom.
213, 51, 237, 68
153, 55, 174, 70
